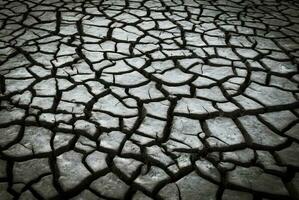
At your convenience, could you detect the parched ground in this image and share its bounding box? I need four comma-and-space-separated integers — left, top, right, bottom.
0, 0, 299, 199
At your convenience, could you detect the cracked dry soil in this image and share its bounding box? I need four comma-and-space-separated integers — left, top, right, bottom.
0, 0, 299, 199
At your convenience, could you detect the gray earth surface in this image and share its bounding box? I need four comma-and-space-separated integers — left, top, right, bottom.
0, 0, 299, 199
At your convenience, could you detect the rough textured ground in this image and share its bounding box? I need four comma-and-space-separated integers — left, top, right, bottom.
0, 0, 299, 199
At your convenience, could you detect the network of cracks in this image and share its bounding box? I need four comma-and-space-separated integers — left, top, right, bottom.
0, 0, 299, 199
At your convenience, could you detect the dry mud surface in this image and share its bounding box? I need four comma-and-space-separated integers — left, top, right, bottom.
0, 0, 299, 199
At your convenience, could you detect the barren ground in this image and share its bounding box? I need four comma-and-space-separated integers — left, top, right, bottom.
0, 0, 299, 199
